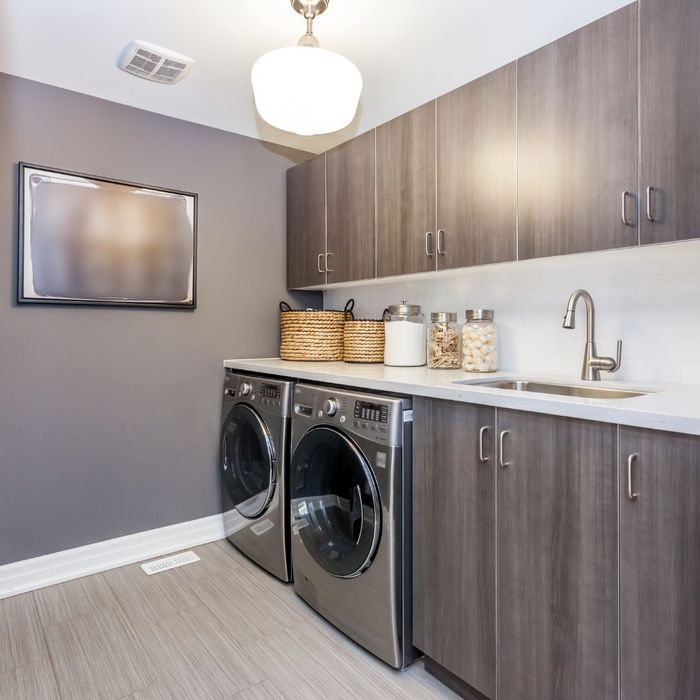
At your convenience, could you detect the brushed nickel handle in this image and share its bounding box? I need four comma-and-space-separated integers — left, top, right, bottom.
498, 430, 510, 469
437, 229, 446, 255
478, 426, 490, 463
621, 191, 633, 226
646, 186, 657, 222
425, 231, 434, 257
627, 453, 639, 501
325, 252, 335, 273
317, 253, 325, 274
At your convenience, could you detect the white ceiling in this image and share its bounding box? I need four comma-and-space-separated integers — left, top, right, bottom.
0, 0, 632, 154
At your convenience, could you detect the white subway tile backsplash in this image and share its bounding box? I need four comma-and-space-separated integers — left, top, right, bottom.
325, 240, 700, 384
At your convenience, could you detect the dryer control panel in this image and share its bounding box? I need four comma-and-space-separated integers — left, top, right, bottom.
293, 384, 410, 447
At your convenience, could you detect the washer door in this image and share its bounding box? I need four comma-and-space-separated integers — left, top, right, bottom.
221, 404, 276, 519
291, 426, 381, 578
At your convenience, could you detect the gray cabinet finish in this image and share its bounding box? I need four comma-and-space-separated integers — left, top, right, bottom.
436, 63, 517, 269
640, 0, 700, 244
287, 154, 326, 289
326, 131, 376, 283
517, 5, 638, 259
619, 427, 700, 700
496, 410, 618, 700
413, 398, 496, 699
376, 102, 436, 277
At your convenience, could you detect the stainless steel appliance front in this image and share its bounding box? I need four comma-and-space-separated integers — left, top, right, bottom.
289, 383, 416, 668
220, 371, 293, 582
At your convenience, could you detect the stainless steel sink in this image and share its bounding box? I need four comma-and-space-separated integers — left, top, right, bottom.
454, 379, 651, 399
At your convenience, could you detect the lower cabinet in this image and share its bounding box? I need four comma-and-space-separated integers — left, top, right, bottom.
414, 401, 700, 700
496, 410, 619, 700
413, 398, 496, 698
619, 427, 700, 700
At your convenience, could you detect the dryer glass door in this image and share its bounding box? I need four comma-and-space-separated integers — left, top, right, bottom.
291, 426, 381, 578
222, 404, 276, 518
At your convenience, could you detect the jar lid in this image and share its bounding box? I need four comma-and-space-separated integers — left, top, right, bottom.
431, 312, 457, 322
387, 300, 422, 316
466, 309, 495, 321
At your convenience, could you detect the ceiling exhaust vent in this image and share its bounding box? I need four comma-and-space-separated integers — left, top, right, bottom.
118, 40, 194, 84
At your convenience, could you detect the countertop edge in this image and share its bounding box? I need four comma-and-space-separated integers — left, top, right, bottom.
222, 358, 700, 437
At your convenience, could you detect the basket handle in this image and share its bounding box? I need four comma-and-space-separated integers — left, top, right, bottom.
279, 301, 292, 313
381, 307, 390, 321
344, 298, 355, 320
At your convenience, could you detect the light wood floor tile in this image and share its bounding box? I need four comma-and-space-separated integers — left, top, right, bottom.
0, 657, 60, 700
132, 604, 263, 699
44, 605, 156, 699
102, 558, 199, 626
0, 593, 47, 673
230, 679, 286, 700
34, 571, 118, 627
190, 567, 304, 643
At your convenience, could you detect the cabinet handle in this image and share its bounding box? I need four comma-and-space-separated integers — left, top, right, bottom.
425, 231, 434, 257
498, 430, 510, 469
317, 253, 325, 274
626, 453, 639, 501
437, 229, 446, 255
325, 252, 335, 273
621, 191, 634, 227
645, 186, 657, 222
478, 426, 490, 463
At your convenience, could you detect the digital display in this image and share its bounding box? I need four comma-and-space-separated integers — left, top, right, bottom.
354, 400, 389, 423
260, 383, 281, 399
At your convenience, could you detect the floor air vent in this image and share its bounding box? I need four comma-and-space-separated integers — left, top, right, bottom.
118, 40, 194, 84
140, 550, 200, 575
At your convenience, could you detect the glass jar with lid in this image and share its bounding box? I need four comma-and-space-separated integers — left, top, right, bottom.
383, 301, 426, 367
427, 312, 461, 369
462, 309, 498, 372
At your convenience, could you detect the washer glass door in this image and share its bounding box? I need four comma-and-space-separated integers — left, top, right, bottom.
222, 404, 276, 518
291, 426, 381, 578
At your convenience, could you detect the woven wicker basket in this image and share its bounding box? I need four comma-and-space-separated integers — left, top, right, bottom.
344, 319, 385, 364
279, 299, 354, 361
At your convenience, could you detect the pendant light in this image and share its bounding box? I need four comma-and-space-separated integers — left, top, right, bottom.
251, 0, 362, 136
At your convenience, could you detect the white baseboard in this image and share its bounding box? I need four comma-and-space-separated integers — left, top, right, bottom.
0, 513, 225, 599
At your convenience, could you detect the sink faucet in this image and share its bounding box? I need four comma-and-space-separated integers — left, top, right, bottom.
562, 289, 622, 381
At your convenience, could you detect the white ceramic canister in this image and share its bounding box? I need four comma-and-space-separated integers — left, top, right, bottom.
383, 301, 426, 366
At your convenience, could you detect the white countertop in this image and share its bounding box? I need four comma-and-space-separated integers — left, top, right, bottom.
222, 358, 700, 436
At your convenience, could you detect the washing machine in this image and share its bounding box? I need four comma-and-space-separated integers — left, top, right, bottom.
289, 383, 417, 668
220, 370, 292, 582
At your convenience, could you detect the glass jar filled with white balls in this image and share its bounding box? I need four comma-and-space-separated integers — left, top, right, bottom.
461, 309, 499, 372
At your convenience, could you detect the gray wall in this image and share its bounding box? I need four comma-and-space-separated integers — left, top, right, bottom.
0, 72, 318, 566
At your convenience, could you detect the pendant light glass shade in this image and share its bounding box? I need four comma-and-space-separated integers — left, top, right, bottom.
251, 44, 362, 135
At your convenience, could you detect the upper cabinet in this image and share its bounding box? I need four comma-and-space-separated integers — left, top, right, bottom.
640, 0, 700, 244
436, 63, 517, 269
287, 154, 326, 289
376, 102, 437, 277
517, 5, 639, 259
326, 130, 376, 283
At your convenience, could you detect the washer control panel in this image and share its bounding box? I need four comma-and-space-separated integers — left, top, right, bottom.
223, 370, 292, 417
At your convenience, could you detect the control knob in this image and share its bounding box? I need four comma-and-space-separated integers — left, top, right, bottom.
239, 382, 252, 397
323, 398, 339, 416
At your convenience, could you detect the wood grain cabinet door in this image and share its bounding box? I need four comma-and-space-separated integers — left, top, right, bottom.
496, 410, 618, 700
287, 154, 326, 289
413, 398, 496, 698
436, 63, 517, 270
326, 130, 376, 283
619, 427, 700, 700
640, 0, 700, 244
517, 5, 638, 259
376, 102, 436, 277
